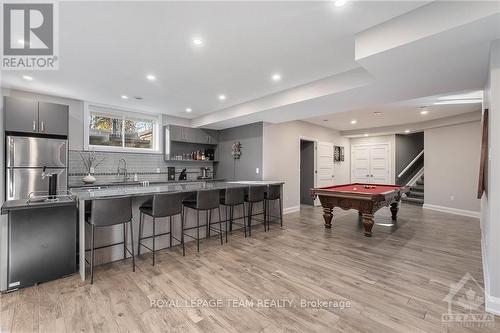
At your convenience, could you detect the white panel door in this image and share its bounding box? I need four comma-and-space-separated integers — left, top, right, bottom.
369, 144, 390, 184
317, 142, 334, 187
351, 146, 370, 183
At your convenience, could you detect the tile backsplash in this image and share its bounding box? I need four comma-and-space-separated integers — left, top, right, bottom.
69, 150, 215, 185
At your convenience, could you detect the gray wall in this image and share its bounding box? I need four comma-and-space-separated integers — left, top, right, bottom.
263, 121, 351, 210
481, 39, 500, 310
395, 132, 424, 185
424, 121, 481, 213
216, 122, 263, 181
300, 140, 314, 205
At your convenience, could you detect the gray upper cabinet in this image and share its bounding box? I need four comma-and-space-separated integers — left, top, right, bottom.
205, 129, 219, 144
38, 102, 69, 136
169, 125, 186, 141
4, 97, 69, 136
4, 97, 38, 133
168, 125, 218, 144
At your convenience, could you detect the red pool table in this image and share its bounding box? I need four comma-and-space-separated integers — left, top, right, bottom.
311, 183, 410, 237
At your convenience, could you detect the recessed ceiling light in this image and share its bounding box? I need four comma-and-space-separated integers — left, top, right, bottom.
185, 108, 192, 113
146, 74, 156, 81
134, 96, 143, 100
434, 99, 481, 105
364, 133, 369, 137
192, 38, 204, 46
405, 129, 411, 133
271, 73, 281, 82
22, 75, 33, 81
334, 0, 347, 7
373, 112, 382, 116
121, 95, 128, 100
218, 94, 226, 101
350, 120, 357, 125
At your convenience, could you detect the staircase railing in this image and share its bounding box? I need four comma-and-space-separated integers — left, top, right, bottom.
398, 149, 424, 179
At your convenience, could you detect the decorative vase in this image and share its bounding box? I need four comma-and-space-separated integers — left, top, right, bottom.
82, 174, 96, 184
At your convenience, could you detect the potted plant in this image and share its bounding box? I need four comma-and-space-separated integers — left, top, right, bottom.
80, 151, 105, 184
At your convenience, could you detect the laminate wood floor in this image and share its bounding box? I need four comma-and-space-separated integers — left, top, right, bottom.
1, 204, 498, 332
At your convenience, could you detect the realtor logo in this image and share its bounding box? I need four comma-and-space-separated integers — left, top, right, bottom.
1, 1, 59, 69
442, 272, 495, 328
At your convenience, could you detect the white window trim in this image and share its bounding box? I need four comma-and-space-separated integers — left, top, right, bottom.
84, 102, 161, 153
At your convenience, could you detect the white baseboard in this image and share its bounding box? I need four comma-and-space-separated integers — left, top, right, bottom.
481, 231, 500, 315
486, 294, 500, 316
422, 203, 480, 219
283, 205, 300, 215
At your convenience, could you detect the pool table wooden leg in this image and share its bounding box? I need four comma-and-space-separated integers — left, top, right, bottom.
362, 214, 374, 237
322, 207, 333, 229
390, 202, 399, 221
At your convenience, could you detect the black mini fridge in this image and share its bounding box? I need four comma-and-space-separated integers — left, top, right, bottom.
7, 201, 76, 290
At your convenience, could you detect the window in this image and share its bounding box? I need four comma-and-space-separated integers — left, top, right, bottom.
86, 104, 159, 151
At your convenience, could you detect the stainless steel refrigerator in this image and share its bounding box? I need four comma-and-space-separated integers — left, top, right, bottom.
6, 136, 68, 200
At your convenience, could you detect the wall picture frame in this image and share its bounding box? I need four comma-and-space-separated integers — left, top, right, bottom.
477, 109, 488, 199
334, 146, 344, 162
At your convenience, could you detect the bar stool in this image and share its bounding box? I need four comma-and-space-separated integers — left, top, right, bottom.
182, 189, 223, 254
220, 186, 246, 242
138, 192, 185, 266
245, 185, 267, 236
264, 184, 283, 230
85, 197, 135, 284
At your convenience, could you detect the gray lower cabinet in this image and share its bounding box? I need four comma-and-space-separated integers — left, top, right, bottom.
4, 96, 38, 133
4, 96, 69, 136
38, 101, 69, 136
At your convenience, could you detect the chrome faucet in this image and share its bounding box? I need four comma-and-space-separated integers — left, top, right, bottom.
117, 158, 128, 182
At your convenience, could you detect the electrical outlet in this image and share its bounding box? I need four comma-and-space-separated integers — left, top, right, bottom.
256, 168, 260, 174
156, 168, 160, 173
450, 195, 455, 201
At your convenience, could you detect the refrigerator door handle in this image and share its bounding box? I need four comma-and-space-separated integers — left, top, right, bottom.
8, 137, 14, 168
8, 169, 14, 200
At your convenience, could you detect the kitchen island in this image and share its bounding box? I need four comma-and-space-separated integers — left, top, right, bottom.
71, 180, 284, 281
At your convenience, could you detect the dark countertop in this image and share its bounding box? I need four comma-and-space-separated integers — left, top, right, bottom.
70, 180, 284, 201
68, 178, 225, 188
1, 197, 76, 214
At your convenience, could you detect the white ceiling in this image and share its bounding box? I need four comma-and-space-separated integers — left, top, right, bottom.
1, 1, 426, 118
305, 92, 482, 131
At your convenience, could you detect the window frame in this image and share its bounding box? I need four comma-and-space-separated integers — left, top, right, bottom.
84, 102, 161, 153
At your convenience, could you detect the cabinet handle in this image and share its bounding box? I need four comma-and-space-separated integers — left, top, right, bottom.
40, 121, 45, 132
32, 120, 37, 131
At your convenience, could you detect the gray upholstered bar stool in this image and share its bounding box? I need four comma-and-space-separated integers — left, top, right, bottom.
245, 185, 267, 236
264, 184, 283, 230
138, 192, 185, 266
182, 189, 223, 254
220, 186, 246, 242
85, 197, 135, 284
